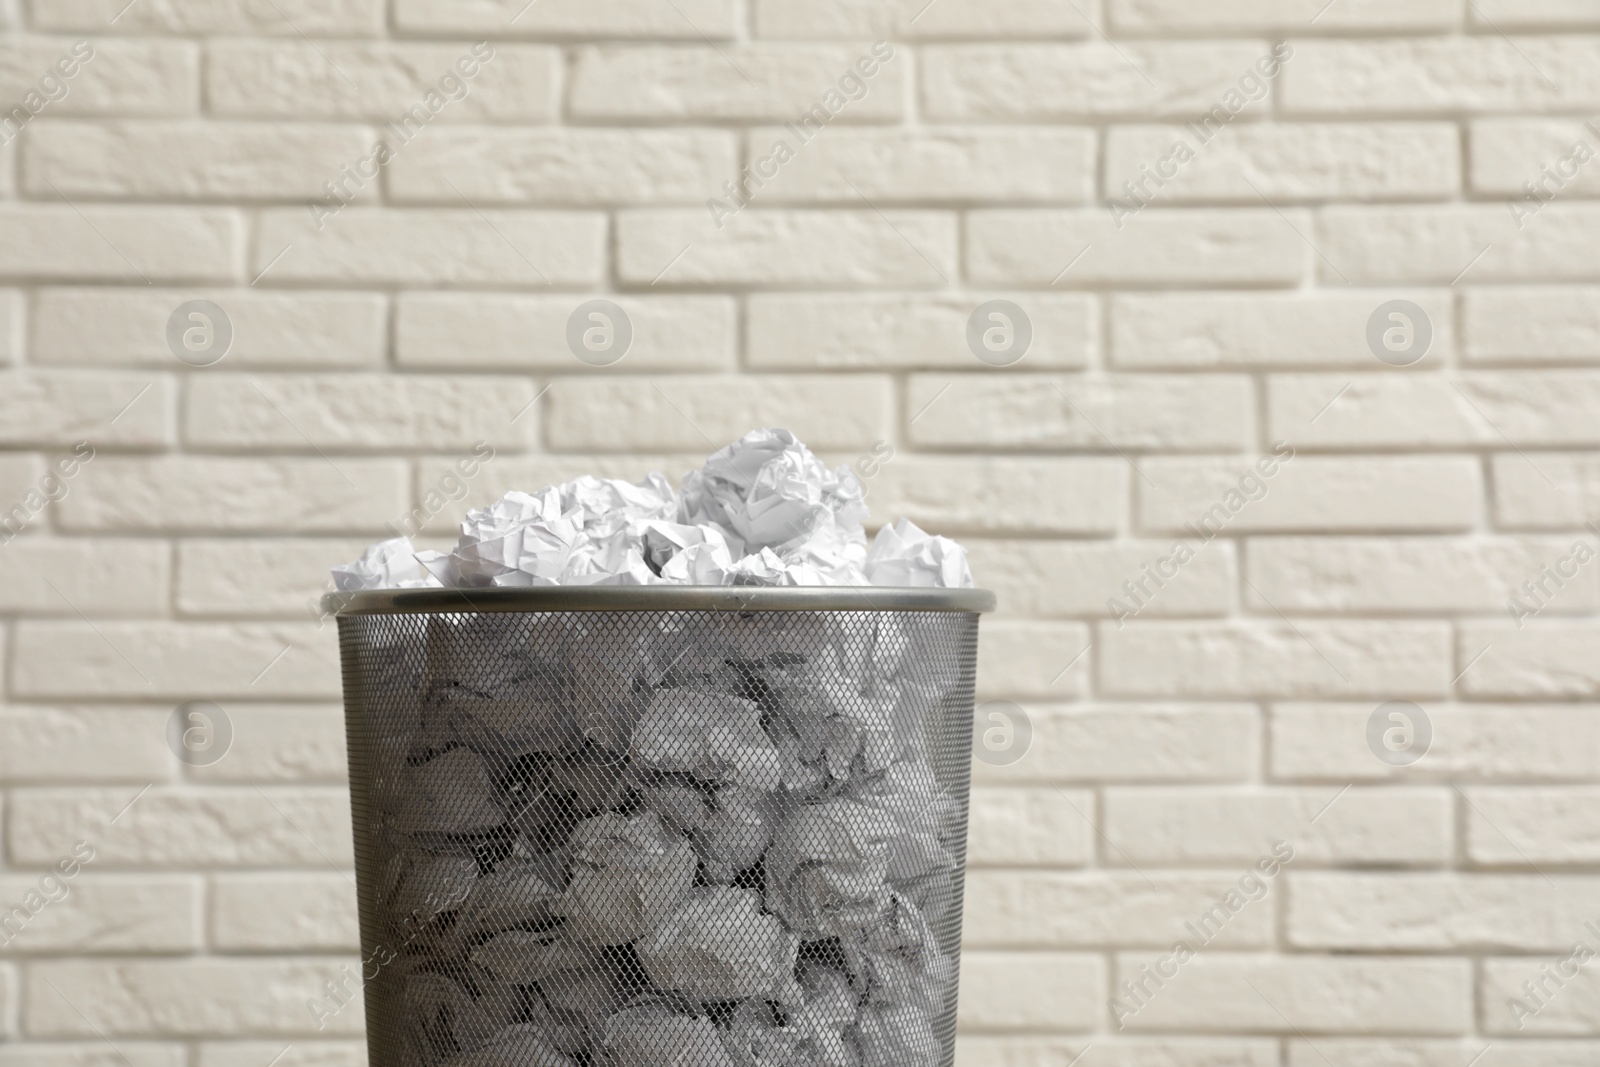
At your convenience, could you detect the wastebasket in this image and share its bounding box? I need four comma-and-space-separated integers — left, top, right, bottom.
328, 585, 995, 1067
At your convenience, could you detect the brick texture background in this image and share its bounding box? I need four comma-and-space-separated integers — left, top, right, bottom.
0, 0, 1597, 1064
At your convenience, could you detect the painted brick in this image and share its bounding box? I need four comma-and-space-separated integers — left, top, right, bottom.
184, 373, 537, 452
1466, 287, 1600, 364
211, 873, 359, 951
967, 788, 1095, 867
749, 127, 1096, 203
968, 209, 1305, 286
1104, 787, 1452, 864
177, 538, 367, 618
396, 293, 736, 371
1284, 37, 1600, 115
1458, 621, 1600, 698
0, 707, 173, 784
1137, 456, 1482, 533
966, 539, 1236, 617
923, 42, 1275, 120
906, 374, 1253, 451
544, 375, 892, 451
1275, 372, 1600, 448
755, 0, 1097, 39
1272, 703, 1600, 782
0, 370, 169, 447
1100, 620, 1452, 698
0, 875, 199, 953
32, 0, 383, 34
1494, 453, 1600, 529
1471, 118, 1600, 197
412, 453, 705, 534
389, 128, 738, 205
617, 209, 957, 287
0, 206, 239, 283
570, 45, 905, 121
10, 621, 341, 699
1319, 204, 1600, 284
1113, 954, 1472, 1033
1110, 0, 1461, 31
24, 121, 378, 201
1482, 959, 1600, 1035
958, 953, 1103, 1032
1285, 1040, 1549, 1067
24, 958, 365, 1036
958, 1039, 1280, 1067
977, 619, 1092, 699
253, 208, 606, 287
196, 1045, 366, 1067
1464, 786, 1600, 863
866, 458, 1124, 535
1106, 123, 1460, 202
8, 787, 353, 868
0, 289, 18, 364
964, 870, 1274, 949
968, 704, 1261, 786
59, 457, 408, 534
1112, 291, 1453, 368
0, 1045, 185, 1067
32, 288, 387, 368
393, 0, 740, 38
0, 39, 197, 114
0, 538, 168, 614
207, 42, 557, 121
1289, 873, 1600, 950
1472, 0, 1600, 26
748, 293, 1095, 370
186, 706, 348, 784
1245, 535, 1600, 613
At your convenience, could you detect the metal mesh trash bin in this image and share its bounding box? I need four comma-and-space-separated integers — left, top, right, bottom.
329, 586, 995, 1067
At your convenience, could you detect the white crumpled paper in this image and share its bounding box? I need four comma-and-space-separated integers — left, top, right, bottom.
332, 536, 447, 590
864, 518, 973, 589
333, 429, 972, 590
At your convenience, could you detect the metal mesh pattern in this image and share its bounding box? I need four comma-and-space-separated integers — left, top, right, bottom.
336, 607, 980, 1067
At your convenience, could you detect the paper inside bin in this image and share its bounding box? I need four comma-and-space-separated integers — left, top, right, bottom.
558, 811, 696, 945
637, 886, 798, 1001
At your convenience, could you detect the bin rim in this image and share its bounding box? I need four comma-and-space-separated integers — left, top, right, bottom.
323, 585, 996, 616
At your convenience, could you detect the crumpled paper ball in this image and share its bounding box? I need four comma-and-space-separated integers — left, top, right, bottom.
453, 486, 586, 587
637, 885, 799, 1001
600, 1002, 737, 1067
863, 519, 972, 589
386, 748, 503, 835
557, 811, 696, 944
444, 1023, 576, 1067
680, 428, 868, 557
851, 1003, 940, 1067
332, 536, 446, 590
765, 797, 897, 939
631, 689, 782, 790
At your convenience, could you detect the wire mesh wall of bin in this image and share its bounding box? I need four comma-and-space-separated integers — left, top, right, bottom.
329, 586, 995, 1067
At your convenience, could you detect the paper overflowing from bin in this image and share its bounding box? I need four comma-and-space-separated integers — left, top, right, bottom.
333, 428, 970, 591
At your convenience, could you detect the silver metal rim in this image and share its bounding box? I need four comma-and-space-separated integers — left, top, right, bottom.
325, 585, 996, 616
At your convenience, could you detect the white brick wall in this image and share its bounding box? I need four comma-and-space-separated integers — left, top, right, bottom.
0, 1, 1592, 1064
